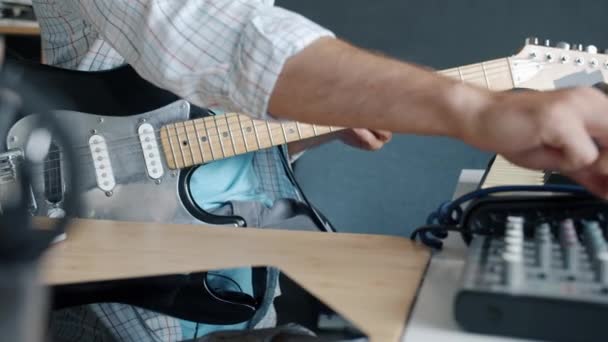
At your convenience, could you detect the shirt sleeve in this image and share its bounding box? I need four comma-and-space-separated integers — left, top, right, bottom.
70, 0, 334, 119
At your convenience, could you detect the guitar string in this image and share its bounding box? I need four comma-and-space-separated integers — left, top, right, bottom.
23, 62, 524, 164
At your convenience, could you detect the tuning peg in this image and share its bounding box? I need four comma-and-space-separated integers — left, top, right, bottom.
525, 37, 539, 45
556, 42, 571, 50
586, 45, 598, 54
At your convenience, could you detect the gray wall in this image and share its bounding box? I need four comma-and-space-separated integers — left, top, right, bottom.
277, 0, 608, 236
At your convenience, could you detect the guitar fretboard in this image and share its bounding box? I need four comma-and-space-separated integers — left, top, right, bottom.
160, 113, 340, 169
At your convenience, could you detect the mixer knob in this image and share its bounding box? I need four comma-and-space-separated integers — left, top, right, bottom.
586, 45, 598, 54
556, 42, 571, 50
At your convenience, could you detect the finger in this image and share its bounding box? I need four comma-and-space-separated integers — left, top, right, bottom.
542, 115, 598, 172
351, 128, 384, 150
370, 129, 392, 143
566, 169, 608, 199
504, 146, 565, 171
592, 150, 608, 175
575, 87, 608, 138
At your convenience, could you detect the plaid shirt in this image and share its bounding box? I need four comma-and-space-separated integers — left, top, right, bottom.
32, 1, 333, 341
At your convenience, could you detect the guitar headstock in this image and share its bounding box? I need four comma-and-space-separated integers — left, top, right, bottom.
509, 37, 608, 90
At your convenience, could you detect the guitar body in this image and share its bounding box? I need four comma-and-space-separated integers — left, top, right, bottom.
5, 100, 245, 226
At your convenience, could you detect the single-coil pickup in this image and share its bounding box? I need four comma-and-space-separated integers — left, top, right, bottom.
138, 123, 164, 180
89, 134, 116, 192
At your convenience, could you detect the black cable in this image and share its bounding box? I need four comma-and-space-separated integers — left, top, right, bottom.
194, 323, 199, 340
279, 147, 336, 233
410, 224, 460, 249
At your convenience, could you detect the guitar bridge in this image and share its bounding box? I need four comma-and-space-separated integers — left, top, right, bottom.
0, 149, 37, 214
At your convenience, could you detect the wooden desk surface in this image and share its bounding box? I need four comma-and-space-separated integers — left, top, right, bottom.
42, 218, 430, 342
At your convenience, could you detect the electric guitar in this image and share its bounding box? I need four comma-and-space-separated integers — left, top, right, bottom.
2, 37, 604, 227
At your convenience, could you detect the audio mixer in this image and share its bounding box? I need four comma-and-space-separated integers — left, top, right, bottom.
454, 195, 608, 342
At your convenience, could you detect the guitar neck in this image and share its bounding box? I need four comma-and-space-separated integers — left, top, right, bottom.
160, 57, 515, 170
160, 114, 342, 169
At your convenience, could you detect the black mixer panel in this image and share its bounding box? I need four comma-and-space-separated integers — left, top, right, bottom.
454, 195, 608, 342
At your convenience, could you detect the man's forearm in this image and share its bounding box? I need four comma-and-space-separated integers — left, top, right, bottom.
269, 38, 492, 140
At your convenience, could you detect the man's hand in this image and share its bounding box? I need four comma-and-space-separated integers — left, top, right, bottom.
287, 128, 392, 157
461, 87, 608, 197
338, 128, 392, 151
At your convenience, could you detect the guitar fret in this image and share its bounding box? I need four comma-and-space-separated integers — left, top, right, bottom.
252, 118, 263, 149
183, 121, 199, 165
173, 123, 188, 168
161, 126, 178, 169
201, 116, 217, 160
266, 121, 275, 146
457, 67, 464, 82
282, 122, 300, 142
227, 114, 247, 154
192, 120, 208, 164
298, 123, 316, 138
295, 122, 303, 139
280, 124, 289, 143
240, 115, 260, 150
481, 62, 490, 90
236, 115, 250, 152
221, 115, 237, 156
212, 116, 228, 158
312, 125, 318, 136
268, 122, 287, 145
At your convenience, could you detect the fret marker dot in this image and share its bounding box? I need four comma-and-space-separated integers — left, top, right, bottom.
222, 132, 228, 138
246, 127, 252, 133
289, 128, 295, 134
182, 140, 188, 146
201, 136, 208, 142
